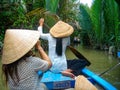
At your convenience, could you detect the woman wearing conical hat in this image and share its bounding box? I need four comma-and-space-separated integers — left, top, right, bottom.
2, 29, 52, 90
38, 18, 89, 78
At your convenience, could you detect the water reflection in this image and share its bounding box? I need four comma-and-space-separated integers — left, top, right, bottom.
66, 44, 120, 89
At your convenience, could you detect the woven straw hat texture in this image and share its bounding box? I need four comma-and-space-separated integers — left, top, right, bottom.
50, 21, 74, 38
2, 29, 40, 64
75, 75, 97, 90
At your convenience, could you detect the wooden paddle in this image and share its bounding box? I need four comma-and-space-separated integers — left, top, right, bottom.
67, 45, 91, 66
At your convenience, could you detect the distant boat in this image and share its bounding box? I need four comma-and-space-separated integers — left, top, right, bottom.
73, 37, 81, 43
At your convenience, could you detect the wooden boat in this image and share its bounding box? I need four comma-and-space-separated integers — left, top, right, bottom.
38, 68, 117, 90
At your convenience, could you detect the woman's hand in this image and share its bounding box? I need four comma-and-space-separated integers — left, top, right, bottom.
39, 18, 44, 26
61, 69, 75, 79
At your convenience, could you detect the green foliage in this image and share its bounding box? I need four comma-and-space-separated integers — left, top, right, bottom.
58, 0, 79, 22
57, 0, 80, 41
0, 2, 21, 42
12, 5, 32, 29
78, 4, 93, 46
115, 22, 120, 50
89, 0, 119, 49
45, 0, 59, 13
24, 0, 45, 11
26, 7, 59, 30
1, 0, 120, 51
91, 0, 104, 45
78, 0, 120, 51
104, 0, 119, 48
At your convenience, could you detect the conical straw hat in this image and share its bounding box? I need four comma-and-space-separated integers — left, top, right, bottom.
2, 29, 40, 64
75, 75, 97, 90
50, 21, 74, 38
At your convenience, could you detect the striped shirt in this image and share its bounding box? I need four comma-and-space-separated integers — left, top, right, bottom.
8, 56, 49, 90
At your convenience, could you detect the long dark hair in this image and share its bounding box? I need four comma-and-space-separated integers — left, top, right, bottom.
2, 60, 20, 85
2, 50, 34, 85
56, 38, 62, 56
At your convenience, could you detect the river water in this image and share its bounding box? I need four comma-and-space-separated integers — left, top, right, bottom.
66, 44, 120, 89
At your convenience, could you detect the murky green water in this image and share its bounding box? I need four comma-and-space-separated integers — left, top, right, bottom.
66, 44, 120, 89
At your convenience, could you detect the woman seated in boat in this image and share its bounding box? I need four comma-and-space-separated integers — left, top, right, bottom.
38, 18, 90, 78
2, 29, 52, 90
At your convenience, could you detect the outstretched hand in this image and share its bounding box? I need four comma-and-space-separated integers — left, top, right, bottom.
39, 18, 44, 26
61, 69, 75, 79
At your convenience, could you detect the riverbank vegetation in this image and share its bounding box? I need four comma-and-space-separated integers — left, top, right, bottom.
0, 0, 120, 55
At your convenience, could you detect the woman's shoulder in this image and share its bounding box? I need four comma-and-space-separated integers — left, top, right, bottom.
28, 56, 47, 64
28, 56, 41, 61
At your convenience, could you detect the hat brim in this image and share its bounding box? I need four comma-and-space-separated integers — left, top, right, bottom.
50, 21, 74, 38
2, 29, 40, 64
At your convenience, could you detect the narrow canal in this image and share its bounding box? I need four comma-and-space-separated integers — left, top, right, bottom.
66, 44, 120, 89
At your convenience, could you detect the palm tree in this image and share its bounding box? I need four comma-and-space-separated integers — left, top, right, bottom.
78, 4, 93, 46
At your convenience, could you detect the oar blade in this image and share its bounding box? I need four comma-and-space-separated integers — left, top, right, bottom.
68, 46, 91, 66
